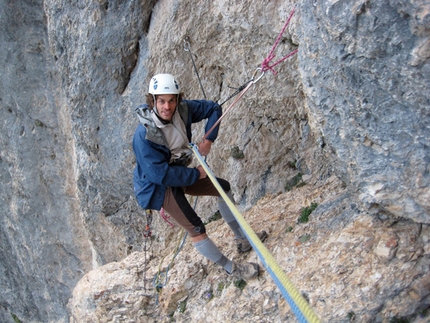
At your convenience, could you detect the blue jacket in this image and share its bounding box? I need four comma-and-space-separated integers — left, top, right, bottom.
132, 100, 222, 210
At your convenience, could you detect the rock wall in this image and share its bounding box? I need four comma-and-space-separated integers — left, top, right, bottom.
299, 0, 430, 224
0, 0, 429, 322
0, 1, 93, 322
68, 177, 430, 322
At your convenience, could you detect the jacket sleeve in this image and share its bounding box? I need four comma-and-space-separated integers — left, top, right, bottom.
133, 125, 200, 187
184, 100, 222, 142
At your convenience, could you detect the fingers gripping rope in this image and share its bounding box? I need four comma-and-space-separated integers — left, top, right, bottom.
189, 143, 321, 323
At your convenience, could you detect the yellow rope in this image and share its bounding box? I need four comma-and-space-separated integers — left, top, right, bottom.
190, 143, 320, 323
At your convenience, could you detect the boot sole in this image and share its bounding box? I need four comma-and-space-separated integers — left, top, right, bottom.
238, 230, 268, 253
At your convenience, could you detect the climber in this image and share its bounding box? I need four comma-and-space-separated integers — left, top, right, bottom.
132, 73, 268, 280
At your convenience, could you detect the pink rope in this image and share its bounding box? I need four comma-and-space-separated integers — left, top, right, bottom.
160, 208, 175, 227
203, 81, 254, 141
261, 5, 298, 74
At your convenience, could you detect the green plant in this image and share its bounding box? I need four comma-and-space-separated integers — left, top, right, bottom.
296, 181, 307, 188
389, 316, 409, 323
347, 311, 356, 321
286, 226, 294, 233
234, 279, 247, 290
217, 282, 225, 292
204, 211, 222, 225
230, 146, 245, 159
285, 172, 303, 191
298, 202, 318, 223
34, 119, 44, 127
11, 313, 22, 323
419, 307, 429, 318
287, 160, 297, 169
299, 234, 311, 243
177, 300, 187, 313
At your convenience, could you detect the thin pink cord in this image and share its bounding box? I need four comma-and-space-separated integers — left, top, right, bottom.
261, 5, 297, 74
203, 80, 254, 141
160, 208, 175, 227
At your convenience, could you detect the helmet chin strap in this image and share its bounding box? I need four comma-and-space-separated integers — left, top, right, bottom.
152, 94, 156, 109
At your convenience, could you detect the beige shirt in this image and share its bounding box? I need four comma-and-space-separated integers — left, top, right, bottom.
151, 110, 192, 164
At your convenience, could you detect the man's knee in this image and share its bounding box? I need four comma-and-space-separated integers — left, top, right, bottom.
217, 178, 231, 192
193, 223, 206, 235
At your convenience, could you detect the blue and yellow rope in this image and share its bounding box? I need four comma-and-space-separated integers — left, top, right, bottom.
190, 143, 321, 323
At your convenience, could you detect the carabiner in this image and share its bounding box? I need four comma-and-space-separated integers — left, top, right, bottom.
251, 67, 265, 84
183, 36, 191, 52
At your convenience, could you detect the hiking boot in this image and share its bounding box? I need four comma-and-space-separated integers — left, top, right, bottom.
230, 261, 260, 280
236, 230, 268, 253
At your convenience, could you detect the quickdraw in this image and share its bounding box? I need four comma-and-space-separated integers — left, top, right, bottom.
143, 209, 153, 291
143, 209, 153, 238
183, 36, 207, 100
202, 67, 265, 141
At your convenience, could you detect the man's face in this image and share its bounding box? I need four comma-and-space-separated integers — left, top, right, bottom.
155, 94, 177, 121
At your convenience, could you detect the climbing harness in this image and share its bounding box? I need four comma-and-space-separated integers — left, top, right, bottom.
189, 143, 321, 323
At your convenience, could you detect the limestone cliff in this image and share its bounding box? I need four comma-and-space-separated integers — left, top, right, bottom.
0, 0, 429, 322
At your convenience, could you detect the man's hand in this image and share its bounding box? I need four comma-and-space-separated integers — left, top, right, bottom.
198, 139, 213, 156
196, 165, 207, 179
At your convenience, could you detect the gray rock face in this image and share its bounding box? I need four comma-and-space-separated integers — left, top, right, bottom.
0, 0, 429, 322
44, 0, 157, 265
1, 0, 92, 322
68, 179, 430, 322
298, 0, 430, 223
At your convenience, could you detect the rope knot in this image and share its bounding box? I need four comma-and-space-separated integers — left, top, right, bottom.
260, 5, 298, 75
261, 54, 276, 74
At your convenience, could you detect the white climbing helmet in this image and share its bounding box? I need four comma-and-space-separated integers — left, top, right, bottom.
148, 74, 180, 95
